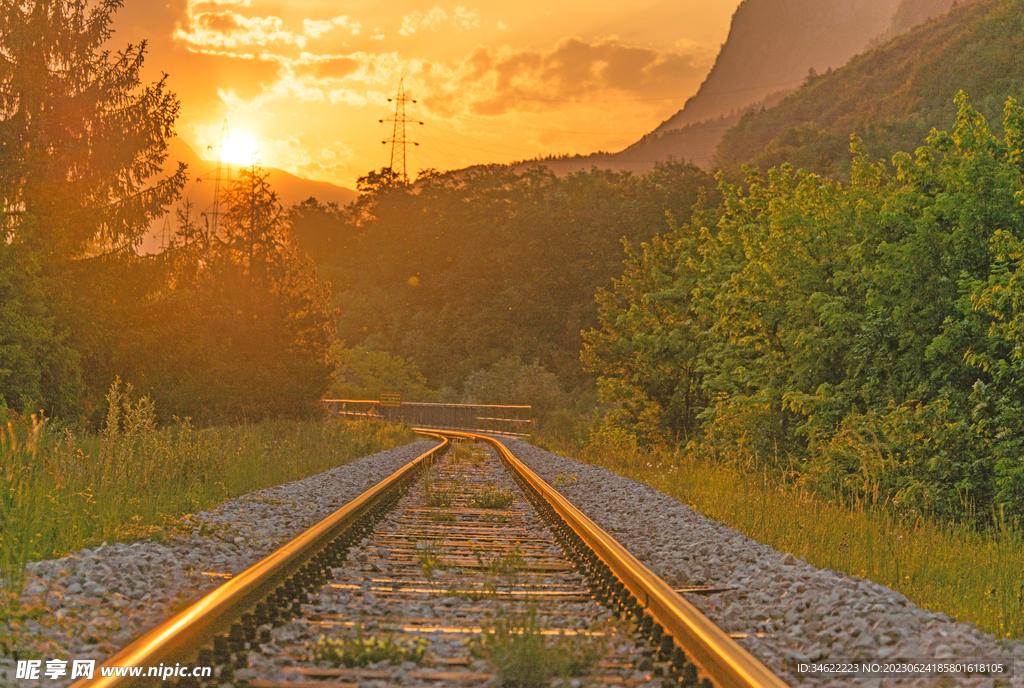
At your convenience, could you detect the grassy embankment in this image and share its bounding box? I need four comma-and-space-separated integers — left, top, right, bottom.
536, 429, 1024, 640
1, 384, 417, 591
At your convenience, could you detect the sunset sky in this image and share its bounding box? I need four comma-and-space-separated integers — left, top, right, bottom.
112, 0, 741, 190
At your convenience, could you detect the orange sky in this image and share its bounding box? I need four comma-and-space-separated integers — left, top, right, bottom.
112, 0, 741, 189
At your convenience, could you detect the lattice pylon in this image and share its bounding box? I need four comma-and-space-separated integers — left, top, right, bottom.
379, 79, 423, 183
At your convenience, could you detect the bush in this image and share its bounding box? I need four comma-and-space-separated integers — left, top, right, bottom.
463, 357, 566, 424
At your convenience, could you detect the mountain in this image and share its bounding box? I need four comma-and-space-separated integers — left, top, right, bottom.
536, 0, 956, 176
140, 138, 357, 253
712, 0, 1024, 177
168, 137, 357, 208
656, 0, 902, 133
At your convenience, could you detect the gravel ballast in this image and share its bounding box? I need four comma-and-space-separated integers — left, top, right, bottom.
3, 436, 1021, 686
506, 438, 1023, 687
1, 441, 436, 687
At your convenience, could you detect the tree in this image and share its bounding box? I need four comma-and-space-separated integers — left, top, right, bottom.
285, 198, 357, 266
583, 93, 1024, 523
582, 225, 707, 445
0, 0, 186, 261
329, 344, 435, 402
146, 164, 336, 422
0, 244, 80, 416
462, 357, 566, 425
0, 0, 186, 419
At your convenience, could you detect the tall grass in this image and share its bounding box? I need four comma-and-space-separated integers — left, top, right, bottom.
536, 427, 1024, 640
1, 381, 416, 589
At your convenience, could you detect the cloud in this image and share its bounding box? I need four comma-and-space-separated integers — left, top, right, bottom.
398, 6, 480, 36
187, 0, 251, 6
303, 15, 361, 38
454, 37, 713, 115
175, 10, 306, 48
193, 34, 708, 130
293, 53, 360, 80
176, 7, 361, 51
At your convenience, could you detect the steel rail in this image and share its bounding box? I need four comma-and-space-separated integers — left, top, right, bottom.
71, 437, 448, 688
417, 428, 789, 688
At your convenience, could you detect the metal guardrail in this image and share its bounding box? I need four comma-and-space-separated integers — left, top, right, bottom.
323, 399, 533, 437
423, 428, 789, 688
72, 438, 449, 687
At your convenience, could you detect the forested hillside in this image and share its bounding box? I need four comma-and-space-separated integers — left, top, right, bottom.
293, 164, 718, 396
655, 0, 902, 132
714, 0, 1024, 174
548, 0, 954, 174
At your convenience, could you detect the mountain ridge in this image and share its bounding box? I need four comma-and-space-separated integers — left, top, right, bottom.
712, 0, 1024, 176
529, 0, 957, 175
141, 138, 357, 253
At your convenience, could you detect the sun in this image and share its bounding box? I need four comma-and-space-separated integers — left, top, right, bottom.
220, 130, 260, 165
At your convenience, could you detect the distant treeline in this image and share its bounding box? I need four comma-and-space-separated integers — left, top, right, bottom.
587, 94, 1024, 523
291, 163, 718, 394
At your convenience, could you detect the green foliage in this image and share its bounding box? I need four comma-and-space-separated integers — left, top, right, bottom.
462, 357, 565, 423
285, 198, 358, 266
330, 344, 435, 401
0, 0, 186, 420
582, 221, 707, 445
321, 161, 717, 393
112, 165, 337, 423
0, 379, 415, 588
469, 486, 515, 510
0, 0, 186, 260
0, 4, 332, 424
315, 631, 428, 668
467, 609, 602, 688
422, 469, 459, 508
0, 246, 81, 417
586, 92, 1024, 523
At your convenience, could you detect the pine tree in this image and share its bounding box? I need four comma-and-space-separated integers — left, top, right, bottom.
149, 165, 336, 422
0, 0, 186, 260
0, 0, 185, 417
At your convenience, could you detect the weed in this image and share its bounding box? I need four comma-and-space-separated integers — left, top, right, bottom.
487, 549, 525, 578
552, 471, 579, 488
417, 540, 450, 579
467, 609, 602, 687
471, 486, 515, 510
534, 427, 1024, 640
474, 548, 526, 597
315, 630, 428, 668
430, 511, 455, 522
423, 470, 460, 508
0, 380, 415, 588
450, 442, 474, 461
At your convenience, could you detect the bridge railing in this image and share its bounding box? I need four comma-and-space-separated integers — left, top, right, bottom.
322, 400, 533, 437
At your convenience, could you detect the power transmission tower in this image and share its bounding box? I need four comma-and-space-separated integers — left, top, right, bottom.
158, 216, 172, 251
380, 79, 423, 183
202, 119, 231, 236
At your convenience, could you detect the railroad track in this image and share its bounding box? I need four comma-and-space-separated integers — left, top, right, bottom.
73, 431, 787, 688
